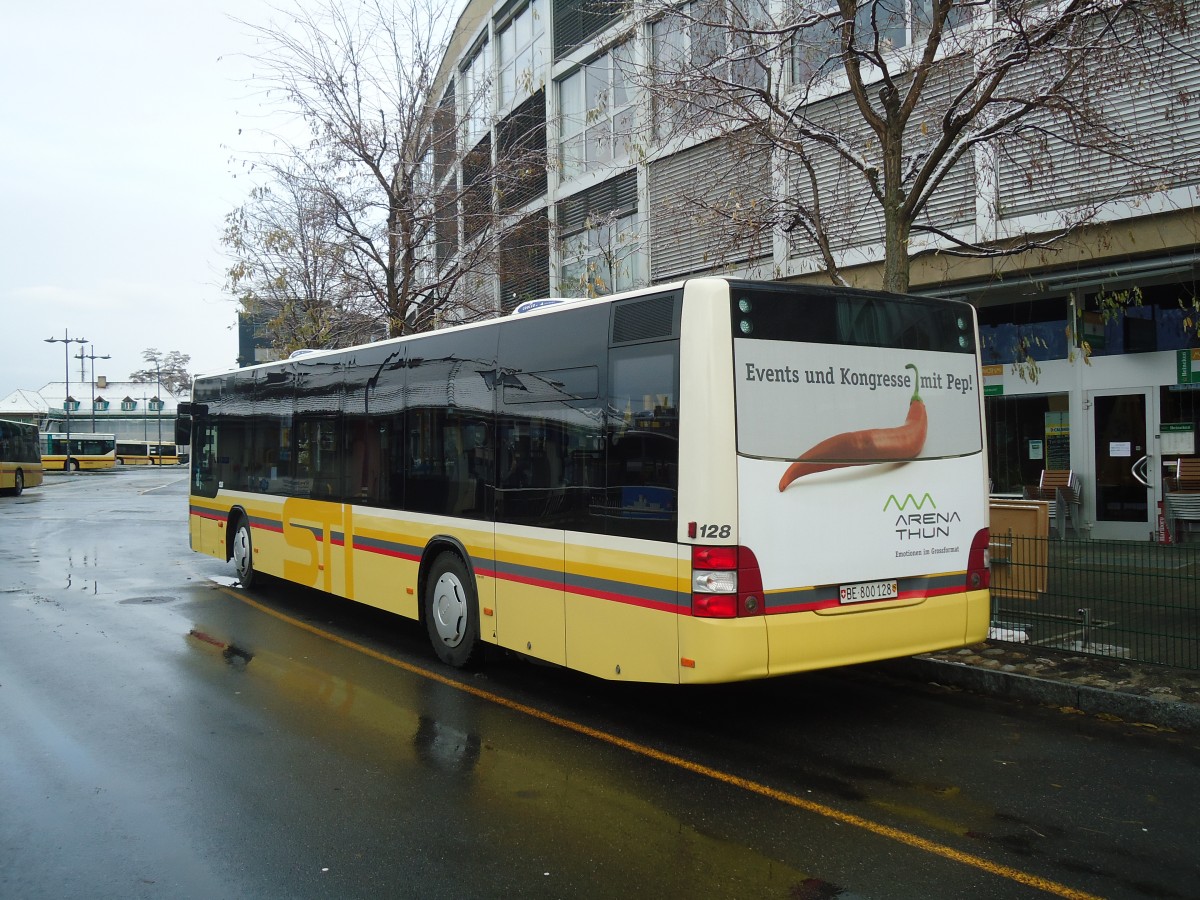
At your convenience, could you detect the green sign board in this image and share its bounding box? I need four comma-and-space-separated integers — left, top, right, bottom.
1162, 422, 1196, 455
984, 384, 1004, 397
1179, 350, 1200, 385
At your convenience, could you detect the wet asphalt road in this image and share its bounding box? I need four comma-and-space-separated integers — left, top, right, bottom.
2, 469, 1199, 899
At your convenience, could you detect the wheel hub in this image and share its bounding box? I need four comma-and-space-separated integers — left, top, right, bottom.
431, 573, 466, 647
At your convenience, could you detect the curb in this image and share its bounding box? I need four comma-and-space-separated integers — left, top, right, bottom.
882, 657, 1200, 734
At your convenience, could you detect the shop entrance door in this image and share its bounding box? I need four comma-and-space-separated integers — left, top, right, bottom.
1087, 388, 1157, 541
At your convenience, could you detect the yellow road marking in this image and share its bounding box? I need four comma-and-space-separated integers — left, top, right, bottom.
220, 586, 1101, 900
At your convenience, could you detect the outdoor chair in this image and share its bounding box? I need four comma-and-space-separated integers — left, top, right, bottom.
1164, 457, 1200, 543
1023, 469, 1081, 538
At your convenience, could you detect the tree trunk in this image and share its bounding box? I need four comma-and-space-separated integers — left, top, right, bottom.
881, 136, 911, 295
881, 216, 911, 295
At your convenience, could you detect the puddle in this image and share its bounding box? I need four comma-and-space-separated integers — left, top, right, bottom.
120, 595, 177, 605
206, 575, 240, 588
188, 629, 254, 666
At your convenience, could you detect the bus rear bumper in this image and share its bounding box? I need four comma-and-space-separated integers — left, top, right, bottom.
764, 588, 991, 677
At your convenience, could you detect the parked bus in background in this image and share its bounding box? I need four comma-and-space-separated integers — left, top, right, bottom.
0, 418, 43, 495
116, 440, 182, 466
178, 278, 990, 684
42, 432, 117, 471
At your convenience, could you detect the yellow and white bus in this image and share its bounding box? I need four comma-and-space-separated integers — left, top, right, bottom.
116, 440, 182, 466
179, 278, 990, 683
0, 418, 43, 495
42, 432, 117, 471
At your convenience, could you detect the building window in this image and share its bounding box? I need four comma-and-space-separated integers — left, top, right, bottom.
497, 91, 548, 212
500, 211, 550, 312
790, 7, 841, 85
432, 89, 458, 187
122, 398, 137, 411
985, 394, 1070, 495
149, 398, 165, 412
790, 0, 969, 86
64, 397, 80, 412
557, 43, 634, 182
561, 212, 642, 296
462, 135, 494, 244
497, 0, 544, 113
978, 297, 1071, 366
852, 0, 908, 50
94, 397, 110, 411
651, 0, 769, 139
911, 0, 970, 41
558, 172, 643, 296
553, 0, 621, 61
461, 39, 493, 148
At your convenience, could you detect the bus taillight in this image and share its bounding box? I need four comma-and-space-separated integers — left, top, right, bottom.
968, 528, 990, 590
692, 545, 765, 618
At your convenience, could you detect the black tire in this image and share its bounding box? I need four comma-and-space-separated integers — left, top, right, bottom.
13, 470, 23, 496
424, 552, 483, 668
231, 516, 258, 589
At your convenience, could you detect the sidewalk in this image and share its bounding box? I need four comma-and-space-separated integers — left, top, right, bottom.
881, 641, 1200, 734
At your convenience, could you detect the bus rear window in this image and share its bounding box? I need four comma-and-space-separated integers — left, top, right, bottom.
729, 283, 976, 354
730, 283, 983, 462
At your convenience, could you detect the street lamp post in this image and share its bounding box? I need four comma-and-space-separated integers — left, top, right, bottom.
154, 359, 163, 466
44, 330, 88, 472
73, 345, 111, 432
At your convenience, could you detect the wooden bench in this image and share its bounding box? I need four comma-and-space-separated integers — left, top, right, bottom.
1165, 457, 1200, 492
1023, 469, 1082, 538
1164, 457, 1200, 543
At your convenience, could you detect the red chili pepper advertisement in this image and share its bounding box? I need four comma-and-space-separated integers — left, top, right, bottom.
734, 339, 988, 586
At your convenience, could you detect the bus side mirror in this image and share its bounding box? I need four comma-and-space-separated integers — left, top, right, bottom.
175, 419, 192, 447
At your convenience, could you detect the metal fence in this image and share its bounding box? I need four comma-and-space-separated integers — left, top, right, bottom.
988, 536, 1200, 671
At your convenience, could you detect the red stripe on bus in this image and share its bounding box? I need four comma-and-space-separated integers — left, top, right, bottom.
356, 542, 422, 562
468, 565, 682, 615
501, 571, 566, 593
566, 583, 682, 614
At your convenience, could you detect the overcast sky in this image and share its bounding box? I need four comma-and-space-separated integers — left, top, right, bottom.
0, 1, 298, 397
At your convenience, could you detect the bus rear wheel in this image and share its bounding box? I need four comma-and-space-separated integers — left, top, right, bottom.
231, 516, 259, 589
13, 470, 23, 496
424, 553, 482, 668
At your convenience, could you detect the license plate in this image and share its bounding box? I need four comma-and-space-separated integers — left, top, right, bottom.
839, 579, 899, 604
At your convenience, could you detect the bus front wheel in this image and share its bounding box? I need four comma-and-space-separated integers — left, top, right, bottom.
231, 517, 258, 589
424, 553, 482, 668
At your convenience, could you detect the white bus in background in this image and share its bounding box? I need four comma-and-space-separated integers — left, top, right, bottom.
116, 440, 183, 466
42, 432, 116, 471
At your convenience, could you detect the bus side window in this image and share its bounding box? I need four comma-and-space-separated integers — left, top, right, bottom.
347, 417, 387, 504
606, 344, 679, 541
195, 422, 219, 498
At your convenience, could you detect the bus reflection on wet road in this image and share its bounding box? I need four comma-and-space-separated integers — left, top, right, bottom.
176, 586, 824, 898
2, 468, 1197, 899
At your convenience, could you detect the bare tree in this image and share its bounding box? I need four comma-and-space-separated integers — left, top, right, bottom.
130, 350, 193, 395
231, 0, 544, 339
630, 0, 1195, 293
223, 172, 380, 356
